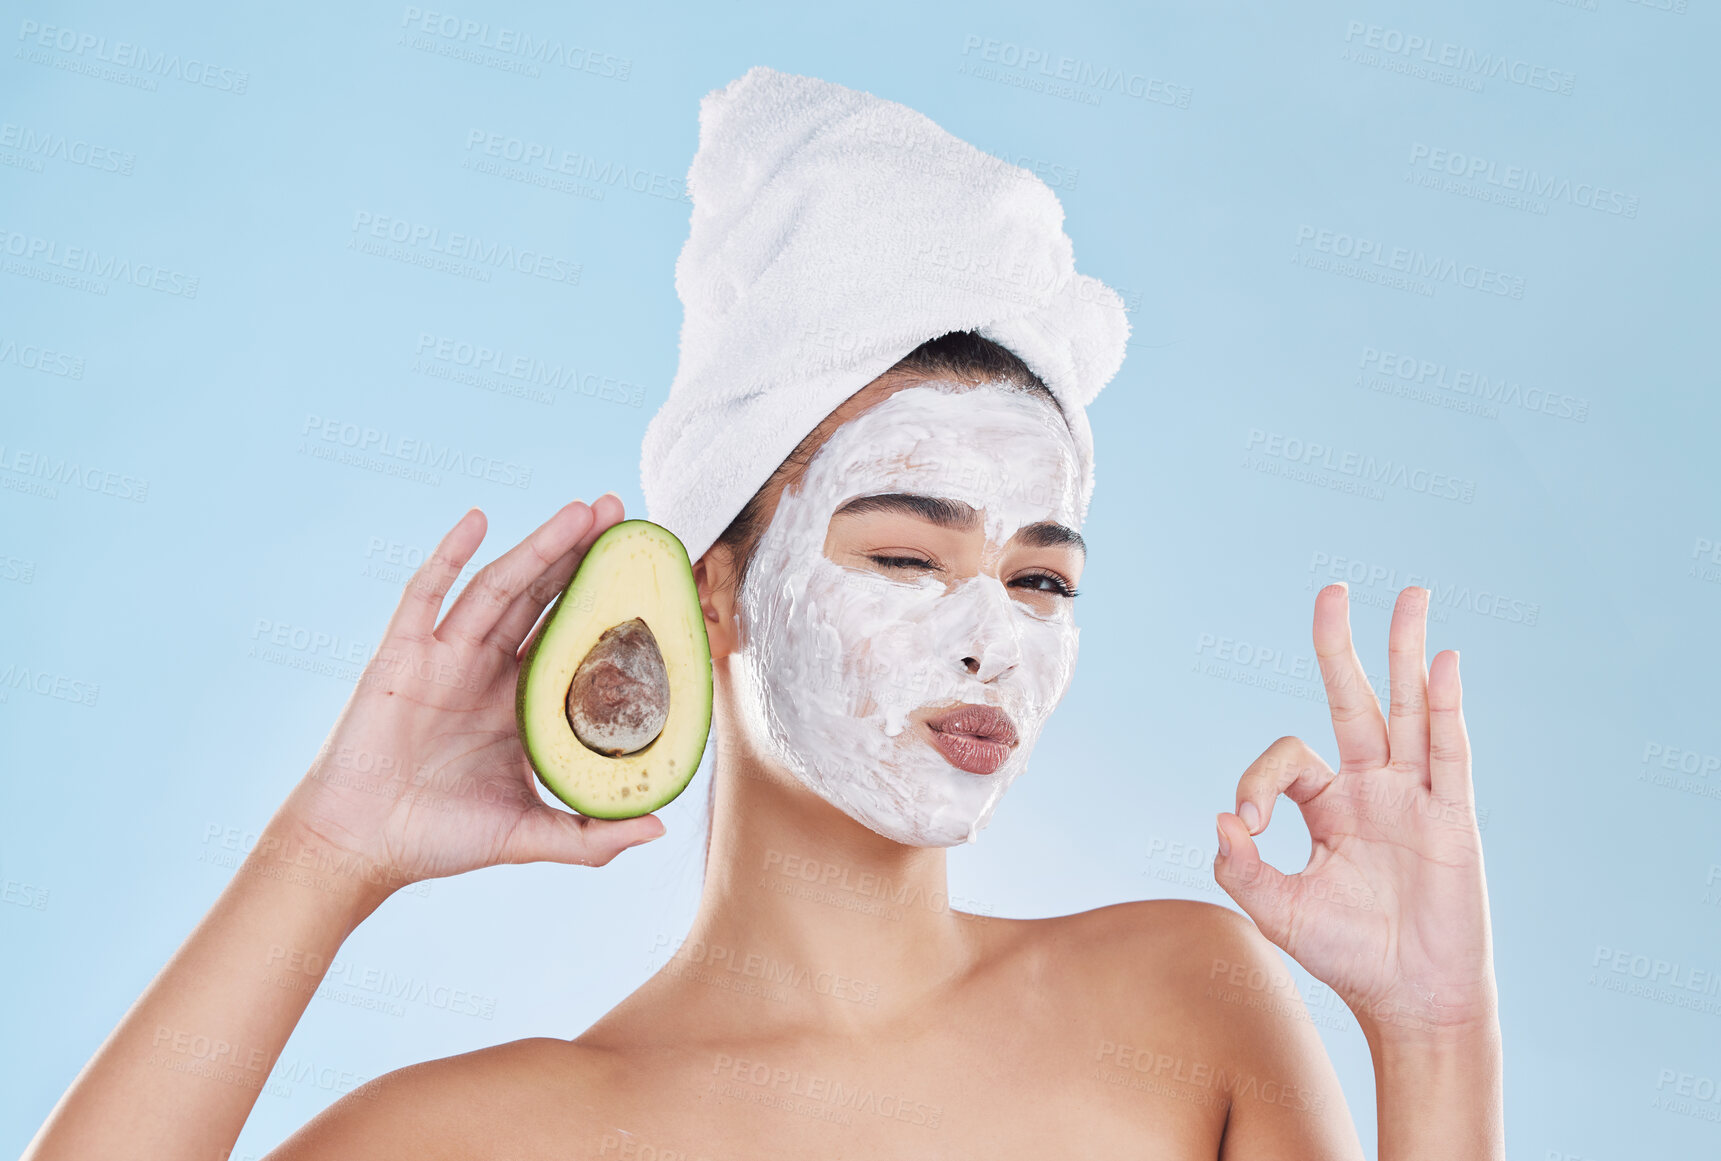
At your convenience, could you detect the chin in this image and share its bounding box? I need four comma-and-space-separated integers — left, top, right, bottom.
822, 734, 1033, 848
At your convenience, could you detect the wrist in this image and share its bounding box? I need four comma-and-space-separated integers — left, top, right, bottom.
1357, 1003, 1500, 1050
1367, 1015, 1505, 1161
1352, 973, 1500, 1050
237, 811, 404, 923
1366, 1014, 1501, 1065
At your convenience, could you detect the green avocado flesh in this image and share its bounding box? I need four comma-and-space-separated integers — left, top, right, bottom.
516, 519, 713, 819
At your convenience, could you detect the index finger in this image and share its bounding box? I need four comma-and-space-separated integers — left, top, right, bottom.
436, 500, 596, 650
1312, 584, 1388, 770
386, 507, 488, 641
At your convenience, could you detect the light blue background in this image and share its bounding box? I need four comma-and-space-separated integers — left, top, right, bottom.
4, 1, 1717, 1157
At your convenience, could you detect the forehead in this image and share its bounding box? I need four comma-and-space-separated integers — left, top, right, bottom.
796, 380, 1083, 534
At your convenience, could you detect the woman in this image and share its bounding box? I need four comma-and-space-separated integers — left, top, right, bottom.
23, 333, 1503, 1159
24, 70, 1503, 1160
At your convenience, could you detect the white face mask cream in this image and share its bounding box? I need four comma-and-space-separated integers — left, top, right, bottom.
732, 380, 1084, 846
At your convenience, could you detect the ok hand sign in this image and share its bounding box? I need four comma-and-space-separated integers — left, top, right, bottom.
1212, 584, 1499, 1045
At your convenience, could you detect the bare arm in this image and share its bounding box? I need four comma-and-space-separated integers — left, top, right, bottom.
22, 496, 664, 1161
22, 816, 389, 1159
1201, 908, 1366, 1161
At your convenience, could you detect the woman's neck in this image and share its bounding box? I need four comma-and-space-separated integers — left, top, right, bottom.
680, 692, 988, 1034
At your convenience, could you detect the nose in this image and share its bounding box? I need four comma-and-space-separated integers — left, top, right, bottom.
954, 576, 1022, 683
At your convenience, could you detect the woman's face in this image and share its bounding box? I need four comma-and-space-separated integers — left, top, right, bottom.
731, 378, 1086, 846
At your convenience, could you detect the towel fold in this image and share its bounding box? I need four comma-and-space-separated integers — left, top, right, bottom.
640, 65, 1130, 565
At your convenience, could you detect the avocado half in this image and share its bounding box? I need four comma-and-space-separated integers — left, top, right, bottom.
516, 519, 713, 819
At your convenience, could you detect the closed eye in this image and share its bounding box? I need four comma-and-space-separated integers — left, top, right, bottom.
867, 553, 937, 572
868, 555, 1078, 599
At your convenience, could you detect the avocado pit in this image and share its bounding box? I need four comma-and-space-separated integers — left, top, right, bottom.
566, 617, 671, 756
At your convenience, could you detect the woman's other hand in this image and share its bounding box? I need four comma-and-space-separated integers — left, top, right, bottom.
271, 495, 666, 899
1212, 584, 1497, 1047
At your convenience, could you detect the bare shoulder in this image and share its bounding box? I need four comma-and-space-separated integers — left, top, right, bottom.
1016, 899, 1365, 1160
1020, 898, 1271, 989
977, 898, 1288, 1045
263, 1037, 609, 1161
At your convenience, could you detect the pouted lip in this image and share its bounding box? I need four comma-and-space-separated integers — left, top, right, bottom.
922, 703, 1019, 748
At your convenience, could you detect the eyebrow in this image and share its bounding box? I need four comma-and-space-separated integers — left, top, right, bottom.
831, 492, 1086, 557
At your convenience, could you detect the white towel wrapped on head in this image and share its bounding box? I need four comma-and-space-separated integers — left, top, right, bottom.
640, 65, 1130, 566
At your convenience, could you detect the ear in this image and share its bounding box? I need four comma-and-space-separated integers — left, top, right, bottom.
693, 544, 742, 661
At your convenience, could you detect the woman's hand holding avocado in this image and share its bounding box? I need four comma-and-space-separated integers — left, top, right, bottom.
271, 495, 666, 901
20, 497, 666, 1161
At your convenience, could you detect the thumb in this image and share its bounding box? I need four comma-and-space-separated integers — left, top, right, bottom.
504, 806, 666, 868
1212, 812, 1295, 947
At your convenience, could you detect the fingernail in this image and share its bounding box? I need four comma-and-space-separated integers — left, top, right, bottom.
1215, 817, 1231, 859
1238, 801, 1261, 833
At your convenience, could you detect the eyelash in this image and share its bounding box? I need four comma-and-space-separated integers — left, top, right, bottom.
865, 554, 1080, 599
